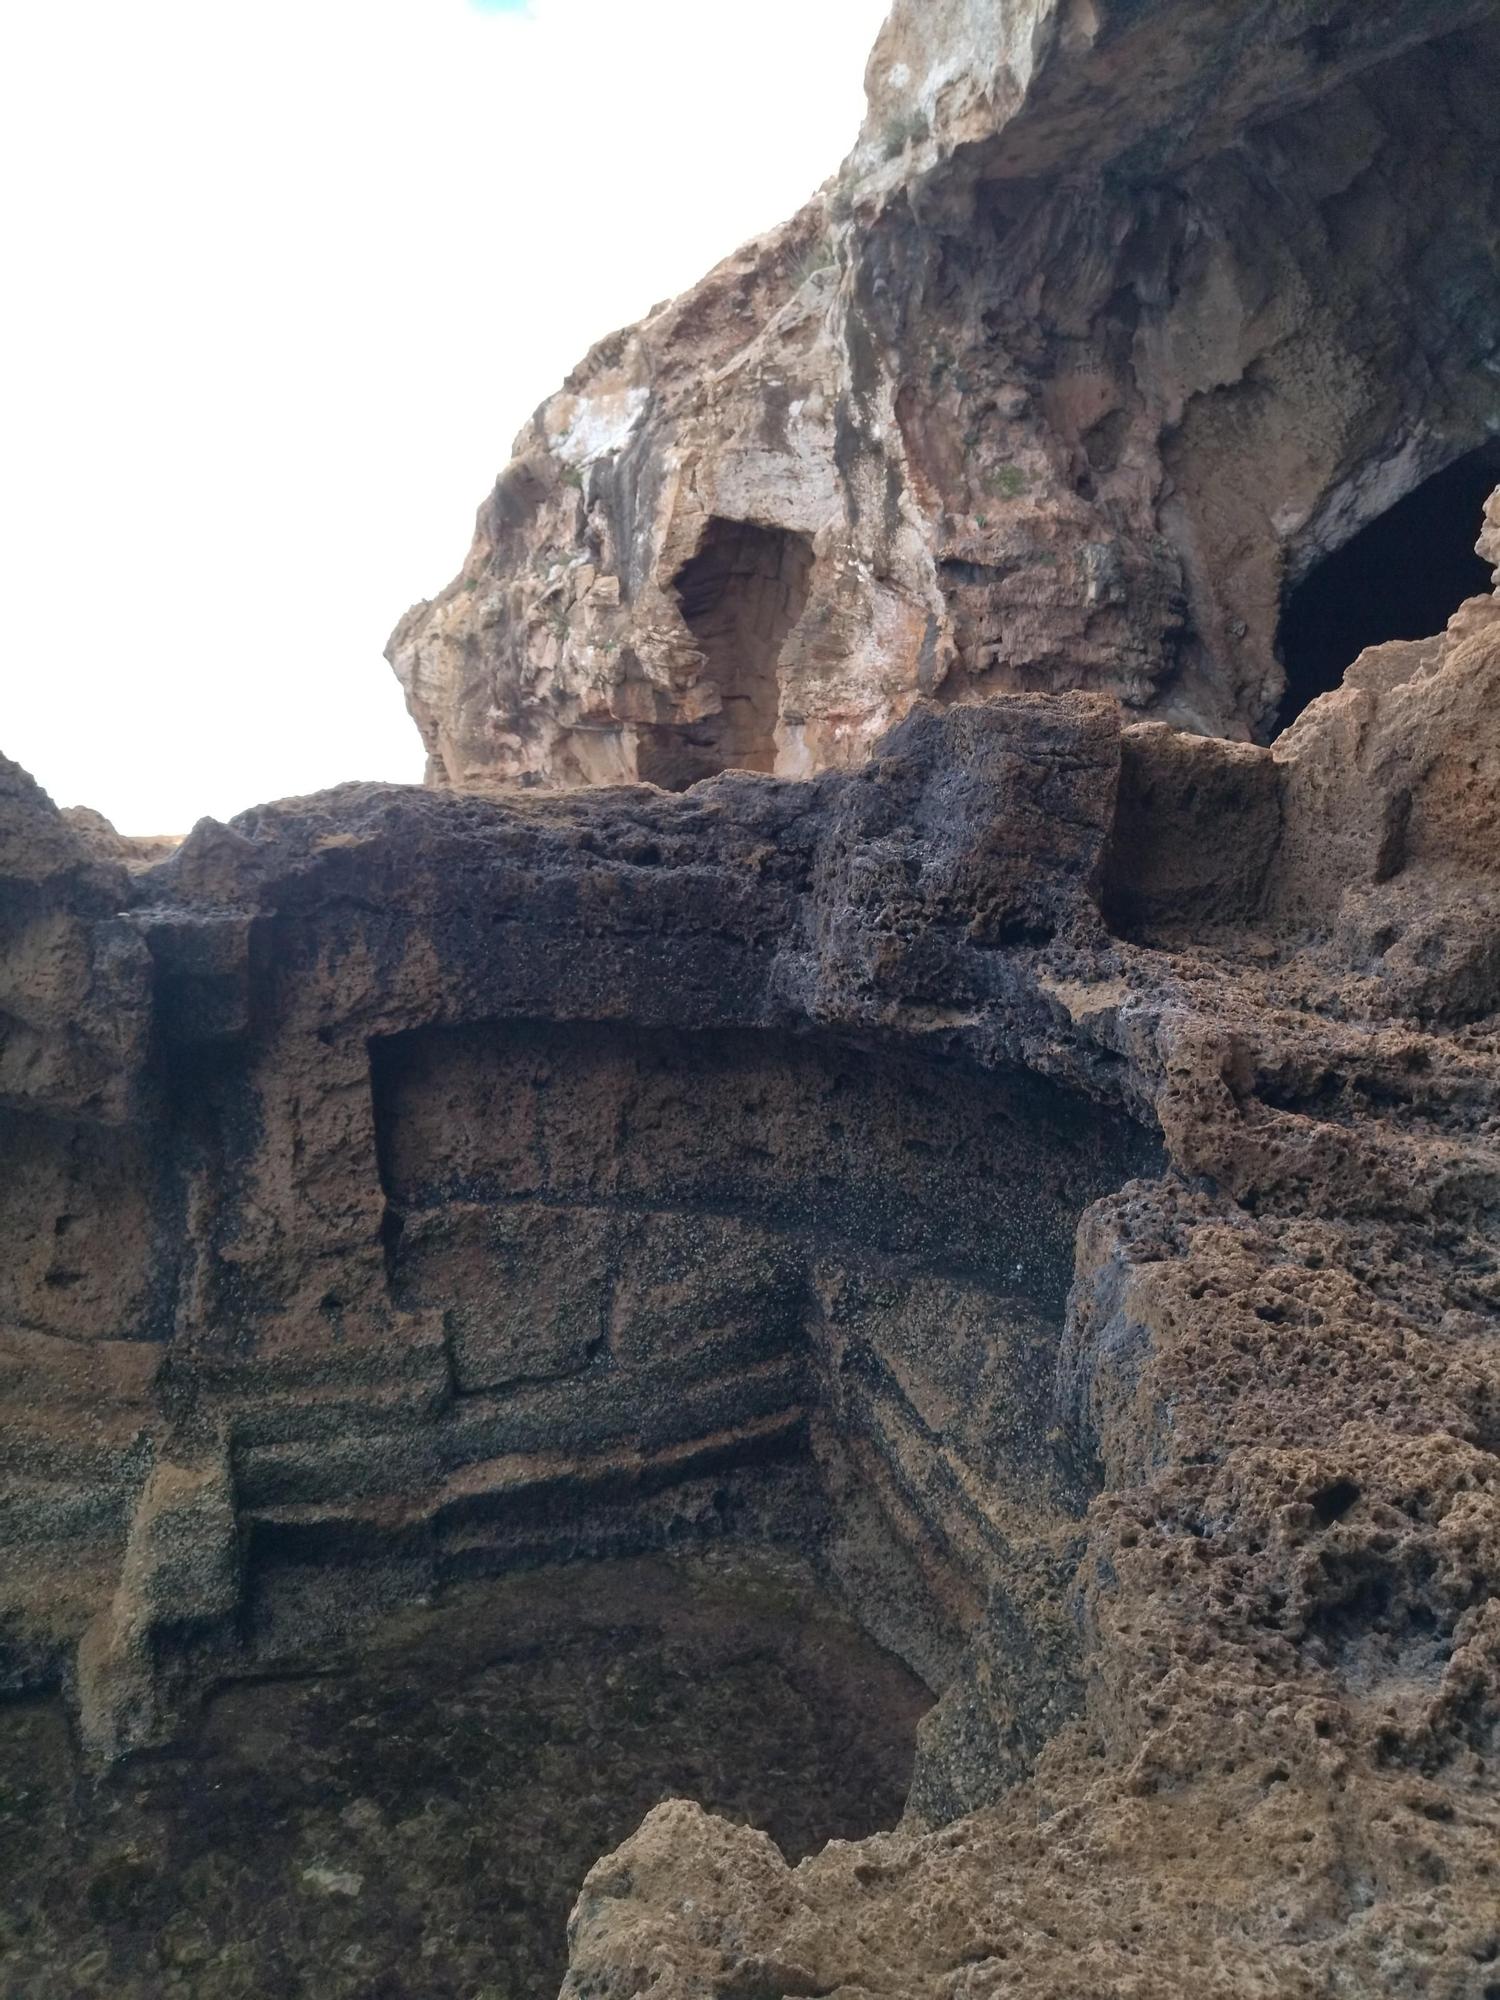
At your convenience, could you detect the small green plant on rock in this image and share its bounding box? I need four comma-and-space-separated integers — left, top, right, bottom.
828, 162, 860, 225
882, 109, 931, 161
791, 242, 837, 291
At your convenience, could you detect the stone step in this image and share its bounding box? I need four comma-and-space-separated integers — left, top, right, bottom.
239, 1406, 810, 1541
233, 1431, 436, 1510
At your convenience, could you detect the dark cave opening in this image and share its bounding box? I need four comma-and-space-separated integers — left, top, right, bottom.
1276, 443, 1500, 732
640, 518, 813, 790
0, 1554, 928, 2000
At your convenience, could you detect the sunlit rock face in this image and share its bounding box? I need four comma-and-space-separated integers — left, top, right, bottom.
387, 0, 1500, 790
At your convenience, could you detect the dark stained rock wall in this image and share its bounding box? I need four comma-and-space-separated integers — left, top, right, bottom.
1, 694, 1156, 1774
0, 1552, 931, 2000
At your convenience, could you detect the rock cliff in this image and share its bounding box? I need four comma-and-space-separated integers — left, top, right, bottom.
388, 0, 1500, 790
5, 486, 1500, 1989
5, 4, 1500, 1995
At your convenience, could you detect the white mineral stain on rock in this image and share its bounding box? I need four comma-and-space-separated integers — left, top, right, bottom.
301, 1863, 365, 1898
547, 385, 650, 468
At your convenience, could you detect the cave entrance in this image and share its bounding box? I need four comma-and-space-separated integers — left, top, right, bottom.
1275, 442, 1500, 731
640, 518, 813, 790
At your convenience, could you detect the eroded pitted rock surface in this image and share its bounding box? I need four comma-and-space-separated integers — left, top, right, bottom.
4, 487, 1500, 1988
387, 0, 1500, 789
7, 0, 1500, 1986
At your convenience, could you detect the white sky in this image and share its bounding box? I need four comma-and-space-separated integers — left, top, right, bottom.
1, 0, 889, 832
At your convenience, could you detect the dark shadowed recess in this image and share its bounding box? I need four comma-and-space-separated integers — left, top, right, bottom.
638, 518, 814, 789
0, 1553, 928, 2000
366, 1015, 1164, 1565
1276, 442, 1500, 731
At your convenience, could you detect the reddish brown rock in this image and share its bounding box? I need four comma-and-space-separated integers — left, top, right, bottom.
388, 0, 1500, 791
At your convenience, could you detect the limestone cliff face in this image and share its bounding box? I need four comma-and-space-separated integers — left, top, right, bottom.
387, 0, 1500, 790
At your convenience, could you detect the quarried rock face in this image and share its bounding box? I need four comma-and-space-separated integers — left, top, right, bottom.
4, 485, 1500, 1988
556, 530, 1500, 1996
9, 0, 1500, 1975
387, 0, 1500, 790
0, 692, 1157, 1766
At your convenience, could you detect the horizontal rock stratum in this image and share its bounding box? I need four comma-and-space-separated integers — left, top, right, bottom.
387, 0, 1500, 791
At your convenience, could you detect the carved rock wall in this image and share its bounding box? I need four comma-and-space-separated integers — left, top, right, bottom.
1, 690, 1159, 1776
3, 494, 1500, 1988
557, 530, 1500, 1995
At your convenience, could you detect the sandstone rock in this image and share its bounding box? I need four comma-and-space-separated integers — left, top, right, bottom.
1480, 481, 1500, 587
8, 10, 1500, 1995
60, 806, 181, 869
76, 1448, 240, 1762
0, 758, 151, 1125
1272, 529, 1500, 1021
6, 559, 1500, 1985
